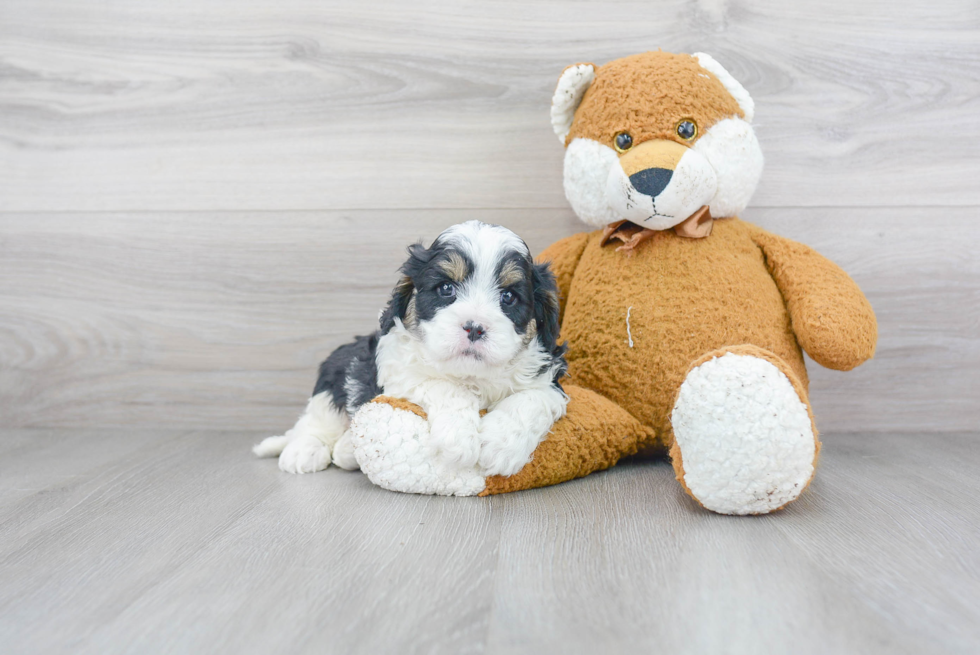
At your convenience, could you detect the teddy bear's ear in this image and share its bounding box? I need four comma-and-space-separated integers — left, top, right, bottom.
692, 53, 755, 123
551, 63, 596, 144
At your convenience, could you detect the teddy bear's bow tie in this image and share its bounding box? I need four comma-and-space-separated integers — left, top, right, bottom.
601, 206, 713, 254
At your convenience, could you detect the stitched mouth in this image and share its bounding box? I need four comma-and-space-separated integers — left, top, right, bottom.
646, 199, 673, 222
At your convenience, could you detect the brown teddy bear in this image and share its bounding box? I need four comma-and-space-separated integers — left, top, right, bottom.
353, 50, 877, 515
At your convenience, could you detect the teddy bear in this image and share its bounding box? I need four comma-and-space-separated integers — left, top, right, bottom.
350, 50, 877, 515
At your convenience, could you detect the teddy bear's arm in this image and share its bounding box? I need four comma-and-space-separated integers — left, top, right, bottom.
536, 232, 591, 323
749, 226, 877, 371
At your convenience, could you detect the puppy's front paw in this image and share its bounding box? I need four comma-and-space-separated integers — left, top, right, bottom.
478, 412, 533, 477
427, 414, 481, 469
278, 434, 332, 474
331, 430, 360, 471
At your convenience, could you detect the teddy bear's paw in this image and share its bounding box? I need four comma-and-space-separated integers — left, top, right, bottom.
277, 433, 333, 474
350, 401, 486, 496
671, 352, 816, 515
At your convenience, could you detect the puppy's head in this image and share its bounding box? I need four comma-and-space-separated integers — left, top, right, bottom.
380, 221, 563, 378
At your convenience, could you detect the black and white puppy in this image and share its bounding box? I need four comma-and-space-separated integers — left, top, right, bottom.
253, 221, 568, 478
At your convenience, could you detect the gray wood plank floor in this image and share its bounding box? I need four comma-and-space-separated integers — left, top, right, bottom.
1, 430, 978, 654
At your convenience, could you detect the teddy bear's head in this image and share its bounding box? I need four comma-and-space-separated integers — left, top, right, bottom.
551, 51, 763, 234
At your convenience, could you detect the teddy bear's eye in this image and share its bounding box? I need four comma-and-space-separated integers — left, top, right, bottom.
676, 120, 698, 140
614, 132, 633, 153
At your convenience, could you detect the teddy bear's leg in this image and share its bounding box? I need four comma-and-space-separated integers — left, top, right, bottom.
351, 389, 651, 497
479, 385, 655, 496
669, 345, 820, 515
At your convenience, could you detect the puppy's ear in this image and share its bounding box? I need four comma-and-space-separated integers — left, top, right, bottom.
378, 275, 414, 335
531, 261, 562, 352
379, 242, 433, 335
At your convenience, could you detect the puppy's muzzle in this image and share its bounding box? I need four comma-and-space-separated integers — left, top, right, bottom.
606, 139, 718, 231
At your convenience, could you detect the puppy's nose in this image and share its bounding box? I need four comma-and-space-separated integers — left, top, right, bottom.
629, 168, 673, 198
462, 321, 486, 342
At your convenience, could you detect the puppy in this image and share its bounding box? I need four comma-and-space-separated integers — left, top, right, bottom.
253, 220, 568, 478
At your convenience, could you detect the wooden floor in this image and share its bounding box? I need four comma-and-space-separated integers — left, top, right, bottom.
1, 430, 978, 654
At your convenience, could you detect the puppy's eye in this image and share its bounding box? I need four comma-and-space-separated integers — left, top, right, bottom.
437, 282, 456, 298
614, 131, 633, 153
676, 119, 697, 140
500, 290, 516, 306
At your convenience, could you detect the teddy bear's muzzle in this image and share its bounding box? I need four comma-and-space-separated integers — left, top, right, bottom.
606, 139, 718, 231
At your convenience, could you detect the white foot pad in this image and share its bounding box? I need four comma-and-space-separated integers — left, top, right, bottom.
671, 353, 816, 515
349, 403, 486, 496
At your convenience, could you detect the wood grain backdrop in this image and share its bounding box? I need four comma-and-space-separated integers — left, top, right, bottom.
1, 0, 977, 432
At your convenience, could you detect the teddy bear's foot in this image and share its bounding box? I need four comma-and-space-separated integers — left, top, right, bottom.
349, 397, 487, 496
670, 346, 819, 515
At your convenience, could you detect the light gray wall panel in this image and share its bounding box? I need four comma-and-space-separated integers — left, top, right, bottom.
0, 0, 978, 211
1, 208, 975, 432
0, 0, 976, 432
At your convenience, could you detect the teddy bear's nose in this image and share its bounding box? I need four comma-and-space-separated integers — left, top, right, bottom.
629, 167, 673, 198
